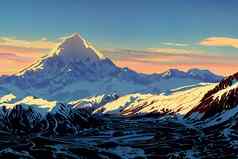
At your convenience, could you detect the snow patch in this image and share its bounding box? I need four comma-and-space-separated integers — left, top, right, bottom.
0, 96, 57, 116
0, 94, 16, 104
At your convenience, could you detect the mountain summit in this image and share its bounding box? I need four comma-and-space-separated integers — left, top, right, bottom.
18, 33, 105, 75
50, 33, 105, 61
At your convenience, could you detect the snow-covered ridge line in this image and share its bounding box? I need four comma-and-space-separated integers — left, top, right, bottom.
0, 82, 216, 120
0, 93, 119, 135
94, 83, 216, 116
0, 94, 119, 116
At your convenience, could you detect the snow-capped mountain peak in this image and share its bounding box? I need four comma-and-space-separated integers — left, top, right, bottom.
161, 69, 187, 78
50, 33, 105, 61
17, 33, 105, 75
187, 68, 223, 82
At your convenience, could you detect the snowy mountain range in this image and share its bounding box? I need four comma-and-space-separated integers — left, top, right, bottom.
0, 33, 223, 102
1, 70, 236, 129
2, 70, 236, 124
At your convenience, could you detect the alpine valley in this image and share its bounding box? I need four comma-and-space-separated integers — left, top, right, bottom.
0, 33, 238, 159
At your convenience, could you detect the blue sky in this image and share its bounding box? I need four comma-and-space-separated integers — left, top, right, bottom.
0, 0, 237, 49
0, 0, 238, 75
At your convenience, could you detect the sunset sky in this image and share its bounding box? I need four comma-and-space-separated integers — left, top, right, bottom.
0, 0, 238, 76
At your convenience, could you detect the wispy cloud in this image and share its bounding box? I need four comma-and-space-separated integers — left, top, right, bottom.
103, 47, 238, 75
147, 47, 202, 54
161, 42, 189, 47
0, 36, 59, 75
0, 36, 59, 58
102, 47, 206, 60
0, 52, 36, 75
0, 53, 33, 62
103, 48, 235, 64
200, 37, 238, 48
0, 37, 57, 50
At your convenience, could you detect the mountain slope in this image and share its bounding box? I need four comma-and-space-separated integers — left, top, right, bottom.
187, 72, 238, 121
0, 93, 119, 135
17, 34, 105, 75
94, 83, 216, 116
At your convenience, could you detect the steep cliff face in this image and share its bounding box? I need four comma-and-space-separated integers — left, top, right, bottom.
187, 72, 238, 119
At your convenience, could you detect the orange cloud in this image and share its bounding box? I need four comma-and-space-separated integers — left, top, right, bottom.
0, 58, 34, 75
200, 37, 238, 48
0, 36, 59, 75
0, 37, 57, 50
147, 48, 194, 54
0, 36, 59, 59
